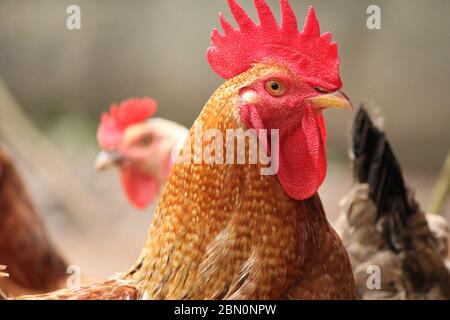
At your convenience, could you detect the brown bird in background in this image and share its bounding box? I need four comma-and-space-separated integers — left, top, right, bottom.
0, 146, 68, 296
336, 108, 450, 300
12, 0, 356, 300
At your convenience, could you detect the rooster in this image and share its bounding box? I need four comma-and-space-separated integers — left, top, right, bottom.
95, 98, 188, 210
15, 0, 355, 300
0, 146, 68, 296
336, 108, 450, 300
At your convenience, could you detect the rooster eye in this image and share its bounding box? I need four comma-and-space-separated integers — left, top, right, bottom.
314, 87, 329, 94
265, 80, 286, 97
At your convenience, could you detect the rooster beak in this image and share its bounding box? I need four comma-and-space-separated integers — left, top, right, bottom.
305, 91, 353, 111
95, 150, 124, 171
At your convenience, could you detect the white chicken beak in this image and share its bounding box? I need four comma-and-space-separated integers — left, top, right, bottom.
305, 91, 353, 111
95, 150, 124, 171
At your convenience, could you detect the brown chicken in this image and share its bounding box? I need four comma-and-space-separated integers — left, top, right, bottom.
15, 0, 355, 300
0, 146, 68, 296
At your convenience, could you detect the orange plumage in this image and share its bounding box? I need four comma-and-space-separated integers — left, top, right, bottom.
12, 64, 355, 301
12, 1, 356, 300
123, 64, 355, 300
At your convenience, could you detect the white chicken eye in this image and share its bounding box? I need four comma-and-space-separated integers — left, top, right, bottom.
265, 80, 286, 97
139, 135, 153, 146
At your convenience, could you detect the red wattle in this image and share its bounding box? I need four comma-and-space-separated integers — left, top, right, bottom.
240, 102, 327, 201
121, 167, 158, 210
277, 107, 327, 200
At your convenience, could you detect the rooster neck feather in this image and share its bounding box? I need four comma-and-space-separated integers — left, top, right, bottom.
125, 74, 353, 300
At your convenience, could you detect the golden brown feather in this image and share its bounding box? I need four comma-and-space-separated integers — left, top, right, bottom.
0, 146, 68, 296
15, 279, 139, 300
13, 64, 355, 300
124, 65, 355, 300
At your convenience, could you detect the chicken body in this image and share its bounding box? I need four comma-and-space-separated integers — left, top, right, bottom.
338, 185, 450, 300
0, 146, 68, 296
13, 65, 355, 300
125, 65, 355, 300
336, 108, 450, 300
13, 1, 355, 300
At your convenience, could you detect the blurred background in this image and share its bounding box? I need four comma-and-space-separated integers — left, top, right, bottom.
0, 0, 449, 279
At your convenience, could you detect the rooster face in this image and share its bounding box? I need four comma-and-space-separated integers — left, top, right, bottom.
237, 63, 351, 133
237, 64, 317, 132
233, 63, 351, 201
117, 122, 171, 176
96, 120, 169, 210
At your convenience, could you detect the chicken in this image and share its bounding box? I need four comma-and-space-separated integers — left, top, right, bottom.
0, 146, 68, 296
14, 0, 355, 300
95, 98, 188, 210
336, 107, 450, 300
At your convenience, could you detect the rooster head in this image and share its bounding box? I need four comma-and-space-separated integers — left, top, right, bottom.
207, 0, 352, 200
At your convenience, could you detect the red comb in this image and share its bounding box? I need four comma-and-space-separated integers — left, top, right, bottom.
207, 0, 342, 90
97, 98, 157, 150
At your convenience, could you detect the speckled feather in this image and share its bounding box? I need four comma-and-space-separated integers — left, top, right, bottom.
11, 64, 355, 300
336, 109, 450, 300
15, 279, 139, 300
124, 64, 355, 300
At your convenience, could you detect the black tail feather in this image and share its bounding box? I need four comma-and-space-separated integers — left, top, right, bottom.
352, 107, 414, 250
